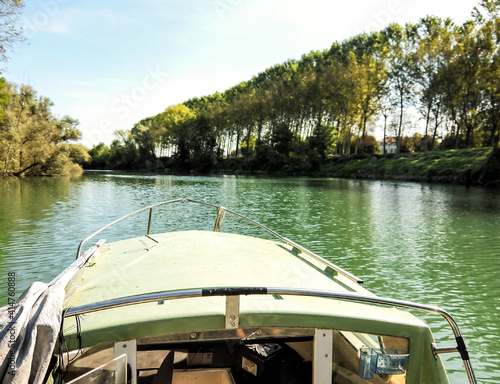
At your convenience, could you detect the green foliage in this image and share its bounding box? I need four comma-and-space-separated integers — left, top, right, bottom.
308, 124, 335, 161
87, 142, 111, 169
40, 143, 90, 176
57, 116, 81, 142
271, 122, 293, 155
0, 82, 86, 176
0, 78, 9, 122
320, 148, 495, 185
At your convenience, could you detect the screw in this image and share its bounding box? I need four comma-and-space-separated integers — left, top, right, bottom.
230, 322, 236, 327
123, 344, 127, 348
230, 315, 236, 321
190, 332, 197, 339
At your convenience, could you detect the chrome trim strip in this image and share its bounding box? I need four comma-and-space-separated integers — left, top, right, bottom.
65, 289, 203, 316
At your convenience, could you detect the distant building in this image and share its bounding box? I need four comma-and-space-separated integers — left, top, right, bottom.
378, 137, 398, 154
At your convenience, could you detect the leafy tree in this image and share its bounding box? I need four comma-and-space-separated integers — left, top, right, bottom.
131, 122, 156, 168
0, 77, 9, 122
414, 17, 454, 151
58, 115, 82, 142
308, 124, 335, 163
108, 133, 138, 170
161, 104, 196, 168
41, 143, 90, 175
383, 23, 419, 153
474, 0, 500, 147
345, 39, 387, 153
0, 0, 24, 64
271, 122, 294, 156
364, 135, 382, 154
0, 83, 87, 176
87, 142, 111, 169
440, 21, 484, 148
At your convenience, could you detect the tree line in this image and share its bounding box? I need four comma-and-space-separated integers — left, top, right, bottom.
39, 2, 500, 174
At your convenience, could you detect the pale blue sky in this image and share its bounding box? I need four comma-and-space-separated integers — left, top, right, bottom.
5, 0, 479, 146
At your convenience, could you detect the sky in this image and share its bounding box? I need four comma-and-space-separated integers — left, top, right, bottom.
4, 0, 480, 147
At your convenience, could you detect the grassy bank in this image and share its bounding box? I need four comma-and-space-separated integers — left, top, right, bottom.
85, 147, 500, 187
317, 147, 500, 187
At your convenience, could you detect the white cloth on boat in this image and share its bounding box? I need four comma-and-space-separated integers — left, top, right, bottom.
0, 281, 64, 384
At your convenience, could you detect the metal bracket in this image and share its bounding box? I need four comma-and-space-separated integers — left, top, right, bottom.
313, 329, 333, 384
432, 342, 458, 358
213, 206, 226, 232
114, 340, 137, 384
83, 239, 106, 266
225, 295, 240, 329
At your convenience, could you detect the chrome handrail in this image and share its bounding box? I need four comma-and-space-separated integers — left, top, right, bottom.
74, 198, 363, 284
63, 286, 476, 384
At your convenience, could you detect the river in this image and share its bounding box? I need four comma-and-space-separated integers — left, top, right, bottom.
1, 172, 499, 383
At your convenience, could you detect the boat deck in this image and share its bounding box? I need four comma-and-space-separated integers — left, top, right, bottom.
62, 230, 425, 352
65, 230, 368, 308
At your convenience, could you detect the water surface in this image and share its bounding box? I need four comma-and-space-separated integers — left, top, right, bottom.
1, 172, 499, 383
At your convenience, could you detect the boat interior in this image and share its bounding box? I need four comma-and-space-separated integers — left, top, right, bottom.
60, 326, 409, 384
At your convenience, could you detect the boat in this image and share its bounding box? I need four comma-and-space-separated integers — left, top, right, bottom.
0, 198, 477, 384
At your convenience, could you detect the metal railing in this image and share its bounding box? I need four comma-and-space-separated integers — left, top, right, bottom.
64, 286, 477, 384
68, 198, 477, 383
75, 198, 363, 284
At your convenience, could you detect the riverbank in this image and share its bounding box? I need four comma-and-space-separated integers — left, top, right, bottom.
315, 147, 499, 187
83, 147, 500, 187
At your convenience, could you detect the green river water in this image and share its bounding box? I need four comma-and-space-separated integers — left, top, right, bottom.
0, 172, 499, 383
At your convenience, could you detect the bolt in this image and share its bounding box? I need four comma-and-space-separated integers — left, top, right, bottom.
123, 344, 127, 348
190, 332, 197, 339
230, 322, 236, 327
230, 315, 236, 321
